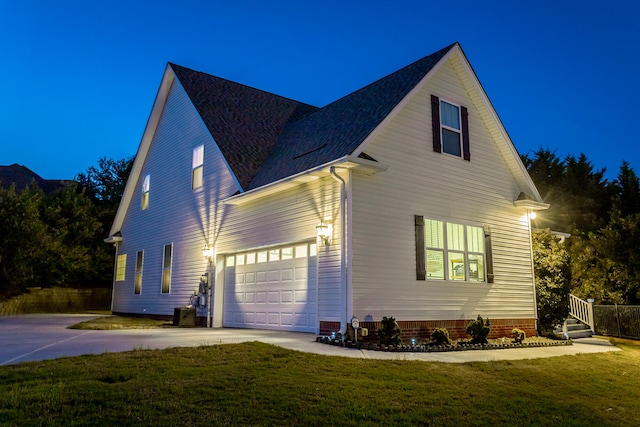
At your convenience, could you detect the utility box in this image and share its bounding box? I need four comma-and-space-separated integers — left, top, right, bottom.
173, 307, 196, 327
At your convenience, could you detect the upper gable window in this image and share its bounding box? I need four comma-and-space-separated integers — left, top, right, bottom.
192, 145, 204, 189
141, 174, 150, 210
440, 101, 462, 157
431, 95, 470, 161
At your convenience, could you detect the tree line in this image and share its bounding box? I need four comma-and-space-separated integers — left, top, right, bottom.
0, 157, 133, 299
525, 148, 640, 332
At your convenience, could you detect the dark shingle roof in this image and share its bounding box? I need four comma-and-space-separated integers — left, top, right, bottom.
170, 63, 319, 190
170, 43, 455, 191
248, 43, 455, 189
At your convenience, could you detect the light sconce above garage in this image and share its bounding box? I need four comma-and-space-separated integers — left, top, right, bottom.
316, 222, 332, 246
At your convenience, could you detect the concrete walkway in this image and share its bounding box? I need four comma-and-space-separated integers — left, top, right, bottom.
0, 314, 620, 366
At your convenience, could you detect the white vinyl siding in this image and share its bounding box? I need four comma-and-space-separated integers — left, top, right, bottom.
350, 54, 536, 322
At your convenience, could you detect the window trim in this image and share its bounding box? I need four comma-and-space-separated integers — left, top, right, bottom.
417, 217, 489, 283
141, 174, 150, 210
115, 254, 127, 281
134, 250, 144, 295
431, 94, 470, 161
161, 243, 172, 294
192, 145, 204, 189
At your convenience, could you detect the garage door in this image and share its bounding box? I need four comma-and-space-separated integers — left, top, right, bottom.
223, 242, 317, 333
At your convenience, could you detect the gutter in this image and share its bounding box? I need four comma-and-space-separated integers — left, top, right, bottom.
330, 166, 348, 334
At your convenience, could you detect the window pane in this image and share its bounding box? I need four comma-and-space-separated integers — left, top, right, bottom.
192, 145, 204, 168
192, 166, 203, 189
269, 249, 280, 261
236, 254, 245, 265
440, 101, 460, 129
257, 251, 268, 263
142, 174, 150, 192
448, 252, 465, 280
426, 250, 444, 279
246, 253, 256, 264
447, 223, 465, 251
163, 245, 172, 268
442, 129, 461, 156
226, 255, 235, 267
162, 270, 171, 293
425, 219, 444, 249
281, 247, 293, 260
467, 226, 485, 253
141, 193, 149, 210
469, 254, 485, 281
116, 254, 126, 281
295, 245, 307, 258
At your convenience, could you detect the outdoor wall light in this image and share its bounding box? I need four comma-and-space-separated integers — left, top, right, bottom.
201, 244, 214, 260
316, 222, 332, 245
528, 211, 537, 220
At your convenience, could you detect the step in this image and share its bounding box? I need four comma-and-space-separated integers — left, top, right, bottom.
566, 323, 590, 332
566, 329, 593, 339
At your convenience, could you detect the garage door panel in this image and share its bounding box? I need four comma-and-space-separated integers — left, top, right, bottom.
281, 290, 293, 303
223, 243, 317, 333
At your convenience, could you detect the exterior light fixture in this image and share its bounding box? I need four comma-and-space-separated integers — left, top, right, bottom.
202, 244, 214, 260
528, 211, 537, 220
316, 222, 332, 245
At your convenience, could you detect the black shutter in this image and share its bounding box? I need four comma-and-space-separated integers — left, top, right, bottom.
430, 95, 442, 153
415, 215, 426, 280
461, 106, 470, 161
484, 225, 494, 283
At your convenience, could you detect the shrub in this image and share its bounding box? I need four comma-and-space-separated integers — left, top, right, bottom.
430, 327, 451, 346
512, 328, 526, 343
466, 315, 491, 344
377, 316, 402, 346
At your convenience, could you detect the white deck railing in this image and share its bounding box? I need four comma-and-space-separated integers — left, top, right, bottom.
569, 294, 595, 333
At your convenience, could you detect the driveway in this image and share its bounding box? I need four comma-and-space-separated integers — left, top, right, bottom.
0, 314, 620, 366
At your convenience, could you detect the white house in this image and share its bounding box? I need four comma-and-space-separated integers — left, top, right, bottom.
106, 42, 548, 339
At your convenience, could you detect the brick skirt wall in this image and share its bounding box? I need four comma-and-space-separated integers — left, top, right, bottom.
319, 318, 536, 341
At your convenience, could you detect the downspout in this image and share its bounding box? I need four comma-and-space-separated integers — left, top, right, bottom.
527, 211, 539, 334
330, 166, 348, 334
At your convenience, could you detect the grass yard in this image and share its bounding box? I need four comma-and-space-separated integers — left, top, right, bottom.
0, 339, 638, 426
68, 315, 172, 330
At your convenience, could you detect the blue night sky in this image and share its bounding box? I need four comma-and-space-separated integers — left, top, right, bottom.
1, 1, 638, 181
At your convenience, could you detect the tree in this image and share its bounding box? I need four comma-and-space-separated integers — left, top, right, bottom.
532, 229, 571, 334
0, 185, 48, 297
612, 161, 640, 217
75, 156, 134, 207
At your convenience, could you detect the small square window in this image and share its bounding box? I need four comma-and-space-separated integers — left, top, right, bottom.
226, 255, 235, 267
269, 249, 280, 262
246, 253, 256, 264
257, 251, 268, 263
281, 247, 293, 260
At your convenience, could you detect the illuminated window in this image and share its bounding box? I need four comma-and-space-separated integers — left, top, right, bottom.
134, 251, 143, 294
192, 145, 204, 189
141, 174, 150, 210
161, 244, 172, 293
440, 100, 461, 157
116, 254, 126, 281
281, 247, 293, 260
424, 219, 485, 282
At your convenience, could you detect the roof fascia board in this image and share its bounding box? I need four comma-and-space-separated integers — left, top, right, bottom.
224, 155, 388, 205
170, 66, 245, 194
453, 45, 544, 202
351, 44, 457, 159
108, 65, 175, 237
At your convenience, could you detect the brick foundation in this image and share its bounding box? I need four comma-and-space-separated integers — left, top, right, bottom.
319, 318, 536, 341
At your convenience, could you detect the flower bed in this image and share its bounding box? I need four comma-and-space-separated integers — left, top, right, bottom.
315, 335, 572, 352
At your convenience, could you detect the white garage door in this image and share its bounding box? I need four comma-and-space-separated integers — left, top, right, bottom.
223, 242, 317, 333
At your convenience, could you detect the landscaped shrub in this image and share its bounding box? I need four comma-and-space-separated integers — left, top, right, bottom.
430, 327, 451, 346
377, 316, 402, 346
512, 328, 526, 343
466, 315, 491, 344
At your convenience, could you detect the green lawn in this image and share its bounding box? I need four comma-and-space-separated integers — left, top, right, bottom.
68, 315, 172, 330
1, 339, 638, 426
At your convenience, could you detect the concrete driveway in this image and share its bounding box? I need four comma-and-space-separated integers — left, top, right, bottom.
0, 314, 620, 366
